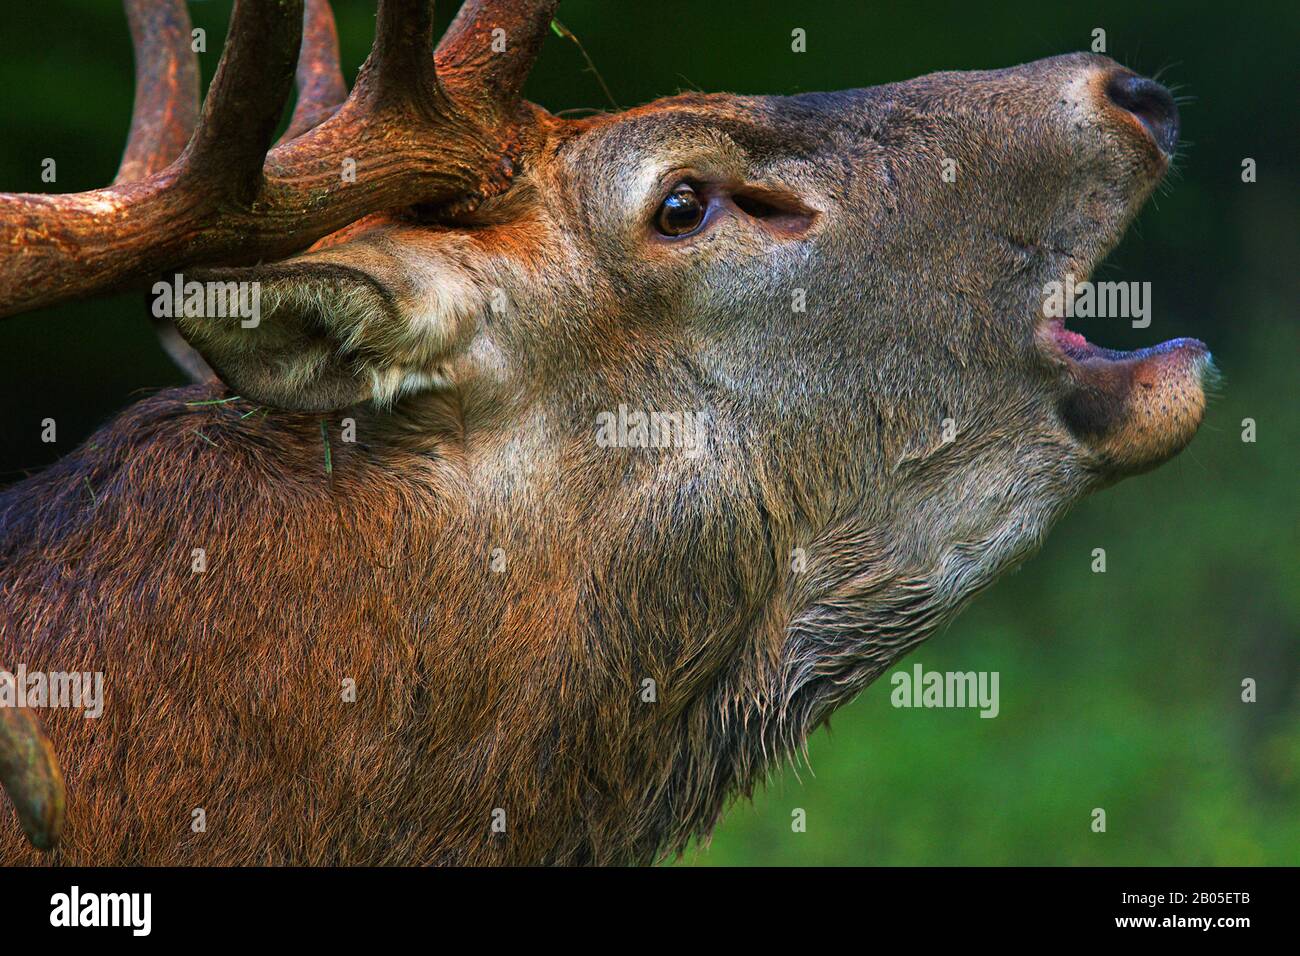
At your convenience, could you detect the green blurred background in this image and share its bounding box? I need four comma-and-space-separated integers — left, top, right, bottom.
0, 2, 1295, 865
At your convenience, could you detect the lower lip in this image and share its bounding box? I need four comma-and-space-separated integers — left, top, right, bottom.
1044, 318, 1208, 364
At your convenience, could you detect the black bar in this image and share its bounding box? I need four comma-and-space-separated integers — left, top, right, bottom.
0, 866, 1285, 940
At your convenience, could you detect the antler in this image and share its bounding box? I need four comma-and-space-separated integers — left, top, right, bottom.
115, 0, 201, 183
280, 0, 349, 143
0, 681, 65, 851
0, 0, 559, 319
437, 0, 560, 118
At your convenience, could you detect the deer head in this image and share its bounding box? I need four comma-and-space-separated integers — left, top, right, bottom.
0, 1, 1211, 862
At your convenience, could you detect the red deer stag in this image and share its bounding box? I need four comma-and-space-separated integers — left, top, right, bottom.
0, 0, 1211, 864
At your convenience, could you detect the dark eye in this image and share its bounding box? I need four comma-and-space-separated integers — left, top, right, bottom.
655, 183, 705, 236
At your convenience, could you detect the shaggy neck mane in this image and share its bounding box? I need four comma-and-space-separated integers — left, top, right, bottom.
0, 384, 988, 864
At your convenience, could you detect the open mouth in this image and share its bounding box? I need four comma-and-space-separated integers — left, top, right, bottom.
1036, 278, 1214, 475
1036, 69, 1206, 375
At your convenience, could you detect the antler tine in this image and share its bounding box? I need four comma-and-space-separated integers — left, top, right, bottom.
115, 0, 200, 184
436, 0, 561, 119
183, 0, 303, 204
353, 0, 442, 111
279, 0, 349, 143
0, 693, 65, 851
116, 0, 212, 383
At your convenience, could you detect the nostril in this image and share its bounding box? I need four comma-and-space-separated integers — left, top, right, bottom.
1104, 73, 1180, 155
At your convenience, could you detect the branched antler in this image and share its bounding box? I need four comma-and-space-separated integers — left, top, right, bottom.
0, 0, 559, 319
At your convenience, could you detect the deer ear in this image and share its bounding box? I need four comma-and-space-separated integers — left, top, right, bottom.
168, 255, 481, 412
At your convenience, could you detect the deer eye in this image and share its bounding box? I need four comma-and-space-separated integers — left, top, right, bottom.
655, 183, 705, 236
